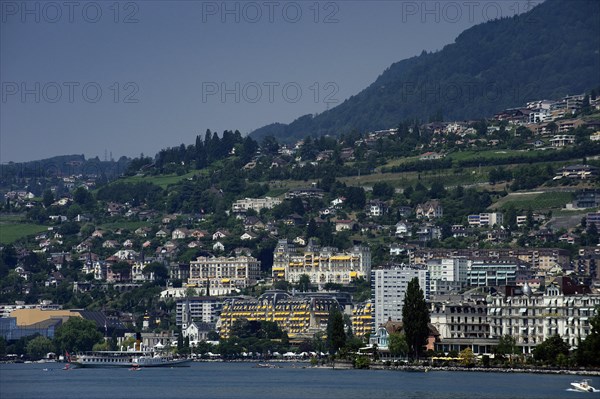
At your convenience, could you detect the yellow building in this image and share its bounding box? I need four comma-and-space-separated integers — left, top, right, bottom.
189, 255, 261, 294
272, 239, 371, 285
352, 301, 373, 339
10, 309, 83, 326
218, 291, 339, 339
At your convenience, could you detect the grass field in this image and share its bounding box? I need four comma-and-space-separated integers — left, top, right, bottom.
115, 170, 204, 189
490, 191, 574, 211
338, 168, 491, 189
0, 214, 26, 223
448, 149, 542, 162
0, 223, 48, 244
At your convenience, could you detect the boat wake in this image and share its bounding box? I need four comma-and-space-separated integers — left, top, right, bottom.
566, 388, 600, 393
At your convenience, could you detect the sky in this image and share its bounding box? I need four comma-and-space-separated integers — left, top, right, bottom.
0, 0, 539, 162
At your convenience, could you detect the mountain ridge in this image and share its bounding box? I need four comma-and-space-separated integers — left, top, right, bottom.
249, 0, 600, 143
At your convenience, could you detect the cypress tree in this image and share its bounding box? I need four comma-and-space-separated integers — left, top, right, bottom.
326, 306, 346, 354
402, 278, 430, 359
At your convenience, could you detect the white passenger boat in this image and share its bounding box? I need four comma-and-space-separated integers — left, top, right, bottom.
70, 350, 190, 368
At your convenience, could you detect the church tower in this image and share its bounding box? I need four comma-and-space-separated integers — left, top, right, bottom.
181, 298, 192, 330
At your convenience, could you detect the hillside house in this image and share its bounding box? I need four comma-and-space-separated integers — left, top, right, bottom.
416, 200, 443, 219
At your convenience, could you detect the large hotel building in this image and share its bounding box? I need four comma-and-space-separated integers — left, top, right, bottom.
218, 291, 339, 339
188, 256, 261, 295
272, 239, 371, 286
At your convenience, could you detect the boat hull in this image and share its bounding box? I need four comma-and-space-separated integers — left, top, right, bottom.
132, 358, 192, 367
571, 381, 595, 392
71, 351, 191, 368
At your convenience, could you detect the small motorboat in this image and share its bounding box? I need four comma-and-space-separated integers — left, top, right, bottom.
253, 363, 281, 368
571, 379, 595, 392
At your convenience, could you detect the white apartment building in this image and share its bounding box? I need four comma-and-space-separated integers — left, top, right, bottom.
427, 257, 468, 282
550, 134, 576, 147
431, 279, 600, 356
467, 212, 504, 227
175, 297, 223, 327
488, 283, 600, 353
426, 257, 468, 294
528, 108, 551, 123
188, 256, 261, 294
272, 239, 371, 286
371, 266, 430, 329
231, 197, 282, 213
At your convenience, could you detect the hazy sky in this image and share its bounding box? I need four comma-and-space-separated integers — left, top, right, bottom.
1, 0, 538, 162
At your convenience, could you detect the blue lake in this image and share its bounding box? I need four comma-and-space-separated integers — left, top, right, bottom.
0, 362, 596, 399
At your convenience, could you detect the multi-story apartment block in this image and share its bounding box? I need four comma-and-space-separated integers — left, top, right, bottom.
427, 257, 468, 282
554, 164, 598, 180
557, 118, 585, 133
528, 108, 550, 123
188, 256, 261, 295
430, 279, 463, 295
430, 295, 490, 342
526, 99, 555, 111
231, 197, 282, 213
563, 94, 585, 113
550, 95, 584, 116
176, 297, 223, 327
573, 190, 600, 209
467, 212, 504, 227
426, 257, 468, 294
351, 301, 373, 338
410, 248, 569, 273
586, 212, 600, 229
169, 263, 191, 282
371, 265, 430, 329
467, 258, 521, 287
577, 247, 600, 280
218, 291, 339, 339
431, 277, 599, 356
488, 282, 600, 353
550, 134, 576, 147
272, 239, 371, 286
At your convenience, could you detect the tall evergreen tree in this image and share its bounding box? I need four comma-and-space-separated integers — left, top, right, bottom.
306, 219, 318, 239
42, 189, 54, 208
402, 278, 429, 359
326, 306, 346, 355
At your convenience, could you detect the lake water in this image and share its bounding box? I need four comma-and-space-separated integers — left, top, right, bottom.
0, 362, 596, 399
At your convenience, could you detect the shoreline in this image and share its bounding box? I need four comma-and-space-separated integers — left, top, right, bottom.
193, 359, 600, 376
368, 364, 600, 376
4, 358, 600, 376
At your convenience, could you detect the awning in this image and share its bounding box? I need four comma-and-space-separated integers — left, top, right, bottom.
519, 308, 527, 314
